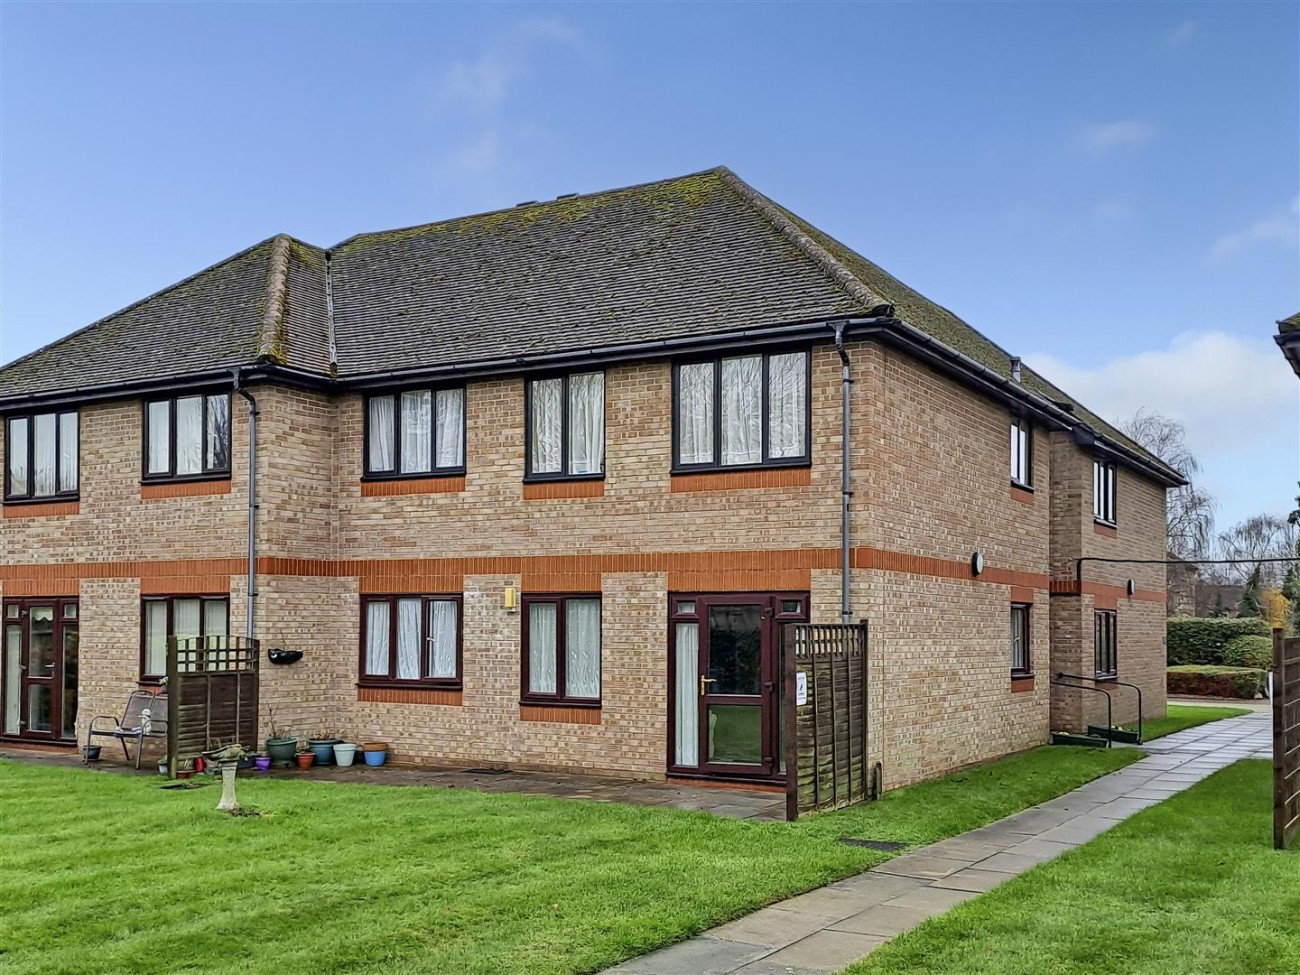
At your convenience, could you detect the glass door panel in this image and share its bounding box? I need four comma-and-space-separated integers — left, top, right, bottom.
707, 704, 762, 764
699, 600, 768, 774
3, 625, 20, 736
2, 600, 76, 741
61, 623, 79, 740
673, 622, 700, 767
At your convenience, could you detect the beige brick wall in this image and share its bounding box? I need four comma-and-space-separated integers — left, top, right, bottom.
1, 336, 1168, 785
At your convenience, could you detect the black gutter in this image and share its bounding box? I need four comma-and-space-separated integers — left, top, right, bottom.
1275, 330, 1300, 378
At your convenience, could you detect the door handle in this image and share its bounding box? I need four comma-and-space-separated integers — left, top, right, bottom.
699, 677, 717, 697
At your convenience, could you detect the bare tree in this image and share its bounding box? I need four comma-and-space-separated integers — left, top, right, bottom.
1217, 513, 1298, 586
1119, 409, 1215, 560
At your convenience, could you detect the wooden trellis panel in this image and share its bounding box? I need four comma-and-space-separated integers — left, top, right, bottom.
1275, 630, 1300, 851
166, 636, 260, 767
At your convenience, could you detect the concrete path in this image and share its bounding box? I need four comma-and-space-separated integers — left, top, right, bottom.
604, 711, 1273, 975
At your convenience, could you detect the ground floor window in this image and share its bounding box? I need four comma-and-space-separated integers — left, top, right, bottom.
522, 595, 601, 705
1094, 610, 1118, 678
360, 595, 462, 686
1010, 603, 1031, 676
141, 596, 228, 681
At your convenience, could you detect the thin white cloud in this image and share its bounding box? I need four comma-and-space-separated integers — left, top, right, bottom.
434, 19, 582, 111
1166, 20, 1196, 47
1207, 197, 1300, 263
1073, 119, 1155, 157
1092, 199, 1131, 223
1026, 330, 1295, 462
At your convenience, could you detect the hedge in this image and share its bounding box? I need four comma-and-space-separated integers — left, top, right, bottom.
1166, 616, 1270, 666
1167, 665, 1266, 699
1221, 634, 1274, 669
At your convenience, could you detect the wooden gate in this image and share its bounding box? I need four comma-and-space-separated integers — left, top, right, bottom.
1275, 630, 1299, 851
782, 621, 871, 820
166, 636, 260, 769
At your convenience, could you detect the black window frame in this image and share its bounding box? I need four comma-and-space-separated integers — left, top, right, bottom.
671, 349, 813, 473
520, 594, 603, 707
358, 594, 464, 689
1010, 603, 1032, 677
1011, 416, 1033, 489
139, 595, 230, 683
523, 371, 607, 482
4, 410, 80, 503
1093, 457, 1117, 526
1094, 610, 1118, 679
362, 385, 467, 481
142, 393, 232, 483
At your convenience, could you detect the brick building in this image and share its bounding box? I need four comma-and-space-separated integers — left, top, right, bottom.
0, 169, 1181, 790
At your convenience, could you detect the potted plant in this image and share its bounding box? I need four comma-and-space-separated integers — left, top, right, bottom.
307, 728, 342, 766
175, 758, 196, 780
82, 744, 102, 763
254, 753, 272, 773
362, 741, 389, 767
295, 745, 315, 770
265, 708, 298, 768
333, 740, 359, 767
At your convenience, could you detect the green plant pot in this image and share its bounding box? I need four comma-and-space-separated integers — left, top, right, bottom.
266, 737, 298, 768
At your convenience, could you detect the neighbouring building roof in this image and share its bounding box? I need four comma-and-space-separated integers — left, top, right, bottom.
0, 167, 1181, 482
1277, 312, 1300, 377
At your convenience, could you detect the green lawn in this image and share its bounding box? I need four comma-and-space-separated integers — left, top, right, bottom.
0, 746, 1137, 975
1131, 702, 1251, 741
845, 761, 1299, 975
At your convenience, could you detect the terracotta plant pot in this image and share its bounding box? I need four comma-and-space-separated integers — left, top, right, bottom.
295, 751, 315, 770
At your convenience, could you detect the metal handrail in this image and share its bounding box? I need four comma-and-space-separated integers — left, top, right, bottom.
1055, 672, 1144, 744
1050, 676, 1112, 747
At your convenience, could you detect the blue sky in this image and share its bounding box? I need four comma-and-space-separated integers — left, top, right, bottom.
2, 2, 1296, 531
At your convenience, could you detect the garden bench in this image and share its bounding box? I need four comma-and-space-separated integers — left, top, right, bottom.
86, 690, 168, 769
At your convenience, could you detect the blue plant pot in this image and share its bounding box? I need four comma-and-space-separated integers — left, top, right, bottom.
308, 739, 340, 766
363, 749, 386, 767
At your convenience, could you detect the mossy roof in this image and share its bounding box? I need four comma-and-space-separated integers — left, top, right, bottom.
0, 167, 1174, 479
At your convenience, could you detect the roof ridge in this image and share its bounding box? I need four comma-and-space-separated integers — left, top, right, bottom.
257, 234, 293, 364
715, 168, 895, 319
0, 235, 283, 379
329, 167, 730, 252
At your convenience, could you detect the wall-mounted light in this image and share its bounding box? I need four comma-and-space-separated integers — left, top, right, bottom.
1127, 579, 1136, 597
971, 551, 985, 576
504, 586, 519, 611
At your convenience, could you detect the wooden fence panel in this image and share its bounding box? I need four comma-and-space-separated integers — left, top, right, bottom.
166, 637, 260, 767
1275, 630, 1300, 851
783, 622, 870, 820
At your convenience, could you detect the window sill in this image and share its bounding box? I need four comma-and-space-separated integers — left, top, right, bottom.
361, 470, 467, 483
1010, 674, 1035, 693
141, 479, 232, 500
1093, 674, 1119, 683
138, 676, 165, 687
523, 480, 605, 500
522, 473, 605, 484
670, 459, 810, 476
519, 697, 602, 710
1009, 483, 1034, 504
361, 476, 465, 497
671, 466, 812, 493
1093, 520, 1118, 538
358, 680, 463, 692
141, 472, 232, 485
2, 499, 80, 518
519, 703, 602, 725
357, 685, 463, 706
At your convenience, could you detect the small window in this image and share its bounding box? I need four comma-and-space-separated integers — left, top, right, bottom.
526, 372, 605, 479
1011, 604, 1031, 676
1093, 458, 1116, 524
522, 595, 601, 704
365, 387, 466, 478
144, 394, 231, 481
1010, 417, 1032, 487
360, 595, 461, 686
674, 351, 809, 471
141, 596, 229, 680
5, 411, 78, 501
675, 600, 697, 616
1094, 610, 1117, 678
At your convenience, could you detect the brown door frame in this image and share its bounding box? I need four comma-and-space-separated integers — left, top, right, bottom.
667, 591, 808, 782
2, 597, 78, 743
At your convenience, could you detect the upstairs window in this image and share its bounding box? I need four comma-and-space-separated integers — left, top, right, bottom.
5, 411, 78, 501
1011, 603, 1031, 676
1094, 610, 1117, 678
144, 394, 231, 481
366, 388, 465, 478
526, 372, 605, 479
1010, 417, 1033, 487
674, 350, 809, 470
1093, 458, 1117, 524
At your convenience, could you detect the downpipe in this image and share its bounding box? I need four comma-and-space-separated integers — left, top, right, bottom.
232, 371, 259, 641
832, 323, 852, 625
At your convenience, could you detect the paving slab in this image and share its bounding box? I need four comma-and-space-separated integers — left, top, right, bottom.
605, 936, 770, 975
759, 930, 889, 971
871, 854, 970, 879
929, 867, 1014, 893
711, 908, 837, 950
829, 904, 936, 937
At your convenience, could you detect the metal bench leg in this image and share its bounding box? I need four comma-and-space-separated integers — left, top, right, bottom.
133, 732, 144, 770
121, 735, 132, 765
